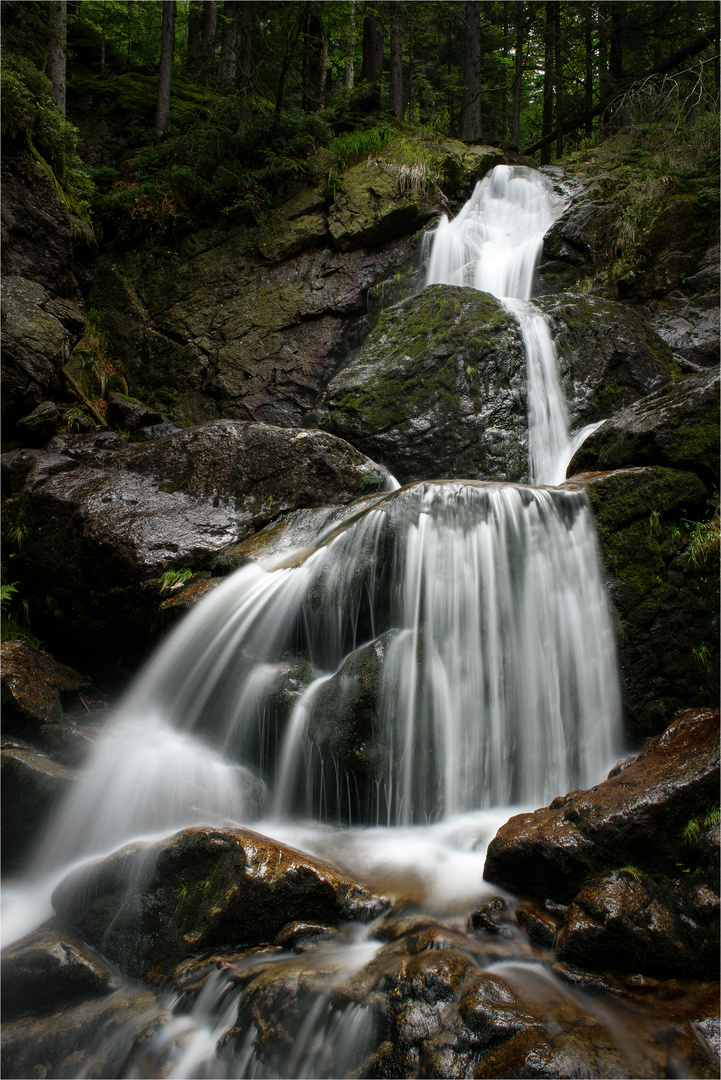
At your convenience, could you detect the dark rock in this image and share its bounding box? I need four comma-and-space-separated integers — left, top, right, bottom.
646, 290, 720, 369
328, 158, 440, 251
515, 906, 557, 948
537, 293, 677, 428
1, 746, 79, 873
52, 825, 390, 982
1, 641, 84, 727
0, 986, 165, 1080
14, 401, 61, 446
15, 420, 392, 668
469, 897, 515, 937
105, 392, 164, 431
1, 926, 123, 1019
556, 870, 719, 978
317, 284, 528, 484
1, 276, 72, 424
568, 369, 720, 487
1, 448, 39, 496
568, 467, 718, 735
484, 707, 719, 902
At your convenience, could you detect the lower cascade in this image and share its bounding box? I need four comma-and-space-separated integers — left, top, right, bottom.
5, 166, 712, 1080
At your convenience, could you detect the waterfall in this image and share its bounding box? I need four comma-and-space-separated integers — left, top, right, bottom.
3, 165, 628, 1078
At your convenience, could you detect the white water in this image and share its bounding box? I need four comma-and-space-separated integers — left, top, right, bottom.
3, 165, 628, 1078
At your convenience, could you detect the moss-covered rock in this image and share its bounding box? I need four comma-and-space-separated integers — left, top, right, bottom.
567, 467, 718, 736
328, 158, 439, 251
569, 369, 720, 488
317, 284, 527, 484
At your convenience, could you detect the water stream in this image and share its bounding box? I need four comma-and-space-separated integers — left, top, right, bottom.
4, 166, 645, 1078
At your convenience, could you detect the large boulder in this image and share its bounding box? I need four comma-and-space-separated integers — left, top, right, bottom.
537, 292, 678, 427
1, 277, 73, 425
567, 467, 718, 736
1, 746, 80, 873
328, 158, 439, 251
1, 641, 84, 729
316, 284, 528, 484
568, 369, 720, 488
12, 421, 392, 668
483, 707, 719, 903
52, 825, 390, 982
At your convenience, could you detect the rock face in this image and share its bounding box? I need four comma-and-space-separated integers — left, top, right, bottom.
1, 746, 80, 873
1, 148, 95, 428
569, 369, 720, 487
1, 641, 84, 728
11, 421, 392, 667
538, 292, 678, 427
484, 707, 719, 903
52, 826, 390, 982
567, 467, 719, 737
317, 284, 528, 484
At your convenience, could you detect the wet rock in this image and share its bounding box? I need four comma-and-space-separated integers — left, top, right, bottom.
1, 747, 79, 873
568, 467, 718, 735
317, 284, 528, 484
484, 707, 719, 902
0, 986, 165, 1080
105, 392, 164, 431
14, 401, 61, 446
1, 641, 84, 728
52, 825, 390, 982
646, 290, 720, 369
569, 369, 720, 487
469, 897, 515, 937
556, 869, 719, 978
537, 293, 677, 428
15, 420, 391, 668
1, 926, 123, 1019
515, 906, 557, 948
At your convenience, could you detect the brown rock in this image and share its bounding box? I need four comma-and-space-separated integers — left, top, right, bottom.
1, 641, 84, 727
484, 708, 719, 901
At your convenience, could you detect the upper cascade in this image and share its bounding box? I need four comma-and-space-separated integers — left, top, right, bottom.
425, 164, 560, 301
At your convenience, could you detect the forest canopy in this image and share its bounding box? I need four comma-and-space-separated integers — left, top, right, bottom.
1, 0, 718, 239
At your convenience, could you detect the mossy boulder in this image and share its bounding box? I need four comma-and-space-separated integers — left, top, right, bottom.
537, 293, 678, 429
317, 284, 527, 484
567, 467, 718, 737
569, 369, 720, 488
328, 158, 439, 251
51, 825, 390, 983
1, 277, 73, 426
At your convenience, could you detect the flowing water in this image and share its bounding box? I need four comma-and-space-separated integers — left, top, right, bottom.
3, 166, 653, 1079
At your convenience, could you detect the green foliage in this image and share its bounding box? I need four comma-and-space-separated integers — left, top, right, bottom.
0, 578, 41, 648
331, 126, 395, 170
158, 568, 193, 593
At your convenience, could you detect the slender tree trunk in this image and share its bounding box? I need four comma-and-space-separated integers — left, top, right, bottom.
554, 0, 562, 158
511, 0, 523, 147
598, 2, 610, 102
187, 0, 203, 75
459, 1, 482, 141
715, 0, 720, 105
319, 34, 329, 109
100, 0, 107, 73
360, 1, 383, 107
584, 3, 593, 137
344, 0, 356, 89
502, 0, 509, 139
307, 9, 324, 111
609, 1, 624, 88
273, 1, 310, 133
540, 1, 554, 163
48, 0, 67, 115
155, 0, 176, 137
238, 1, 254, 124
218, 0, 239, 85
201, 0, 218, 75
389, 9, 403, 118
408, 13, 415, 123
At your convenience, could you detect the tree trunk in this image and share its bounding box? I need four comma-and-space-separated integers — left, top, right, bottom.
319, 34, 329, 109
344, 0, 356, 89
360, 1, 383, 106
459, 1, 482, 141
389, 9, 403, 118
187, 0, 203, 74
408, 14, 415, 123
201, 0, 218, 74
511, 1, 524, 148
100, 0, 107, 73
540, 0, 554, 163
598, 2, 610, 102
238, 1, 254, 124
502, 0, 509, 138
218, 0, 239, 85
584, 3, 593, 137
273, 1, 310, 134
47, 0, 67, 115
554, 0, 562, 158
155, 0, 176, 137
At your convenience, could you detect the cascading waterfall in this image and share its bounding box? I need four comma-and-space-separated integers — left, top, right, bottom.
4, 165, 630, 1078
